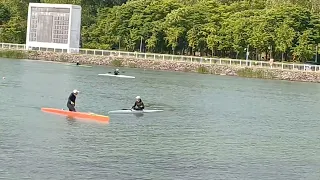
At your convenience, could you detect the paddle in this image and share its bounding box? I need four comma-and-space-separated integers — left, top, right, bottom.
121, 108, 144, 111
107, 71, 125, 74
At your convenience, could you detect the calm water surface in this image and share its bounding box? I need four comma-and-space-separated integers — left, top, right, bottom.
0, 58, 319, 180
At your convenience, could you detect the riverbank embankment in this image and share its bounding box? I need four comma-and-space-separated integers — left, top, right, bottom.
1, 49, 320, 83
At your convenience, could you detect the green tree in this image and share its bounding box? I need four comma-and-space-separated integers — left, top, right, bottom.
1, 0, 320, 62
293, 30, 314, 62
0, 3, 10, 25
164, 27, 184, 54
275, 23, 296, 61
0, 16, 25, 43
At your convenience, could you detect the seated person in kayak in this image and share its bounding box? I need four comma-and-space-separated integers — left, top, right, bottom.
132, 96, 144, 110
67, 89, 79, 111
76, 61, 80, 65
114, 69, 120, 75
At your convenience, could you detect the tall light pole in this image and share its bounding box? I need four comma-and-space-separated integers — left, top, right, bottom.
316, 44, 318, 63
118, 36, 121, 50
140, 37, 143, 52
245, 45, 249, 65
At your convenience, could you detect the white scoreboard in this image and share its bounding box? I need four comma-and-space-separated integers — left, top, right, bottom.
26, 3, 81, 53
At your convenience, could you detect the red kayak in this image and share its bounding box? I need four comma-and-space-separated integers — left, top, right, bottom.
41, 108, 110, 123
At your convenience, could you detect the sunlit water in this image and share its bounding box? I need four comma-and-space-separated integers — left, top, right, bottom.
0, 58, 319, 180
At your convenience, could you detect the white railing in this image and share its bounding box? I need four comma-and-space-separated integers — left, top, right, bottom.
0, 42, 319, 72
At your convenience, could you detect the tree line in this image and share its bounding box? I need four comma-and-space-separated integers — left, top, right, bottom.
1, 0, 320, 62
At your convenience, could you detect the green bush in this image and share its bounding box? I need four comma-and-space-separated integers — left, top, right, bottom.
0, 50, 27, 59
197, 66, 209, 74
111, 59, 123, 67
236, 67, 274, 79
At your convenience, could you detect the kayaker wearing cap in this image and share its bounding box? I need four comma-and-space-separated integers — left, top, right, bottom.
114, 69, 120, 75
67, 89, 79, 112
132, 96, 144, 111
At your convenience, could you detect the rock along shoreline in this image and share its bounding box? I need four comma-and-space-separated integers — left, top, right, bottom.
1, 49, 320, 83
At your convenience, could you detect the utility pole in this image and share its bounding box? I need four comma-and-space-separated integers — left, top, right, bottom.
140, 37, 143, 52
316, 45, 318, 63
118, 37, 121, 50
245, 45, 249, 65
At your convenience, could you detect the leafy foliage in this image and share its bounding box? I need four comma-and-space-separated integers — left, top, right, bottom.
1, 0, 320, 61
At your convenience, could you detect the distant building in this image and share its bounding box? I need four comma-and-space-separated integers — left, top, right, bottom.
26, 3, 81, 53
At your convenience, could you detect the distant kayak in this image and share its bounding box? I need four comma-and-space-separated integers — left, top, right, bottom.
67, 64, 92, 68
108, 109, 163, 114
41, 108, 109, 123
76, 65, 92, 67
98, 73, 135, 79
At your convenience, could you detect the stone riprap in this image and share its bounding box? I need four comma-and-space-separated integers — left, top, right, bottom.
1, 50, 320, 83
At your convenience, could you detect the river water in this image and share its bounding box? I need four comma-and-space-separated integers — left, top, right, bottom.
0, 58, 319, 180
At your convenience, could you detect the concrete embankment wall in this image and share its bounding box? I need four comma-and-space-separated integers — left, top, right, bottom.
1, 50, 320, 83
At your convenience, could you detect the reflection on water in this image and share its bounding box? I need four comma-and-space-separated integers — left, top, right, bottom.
134, 113, 144, 118
0, 58, 319, 180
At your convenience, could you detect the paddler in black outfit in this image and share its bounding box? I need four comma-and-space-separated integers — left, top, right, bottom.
114, 69, 120, 75
132, 96, 144, 110
76, 62, 80, 65
67, 89, 79, 111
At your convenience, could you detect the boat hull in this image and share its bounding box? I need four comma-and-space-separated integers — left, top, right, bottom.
98, 74, 135, 79
108, 109, 163, 114
41, 108, 109, 122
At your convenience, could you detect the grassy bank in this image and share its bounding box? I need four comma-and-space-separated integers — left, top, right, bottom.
0, 50, 27, 59
236, 67, 275, 79
197, 66, 209, 74
0, 49, 317, 83
111, 59, 123, 67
